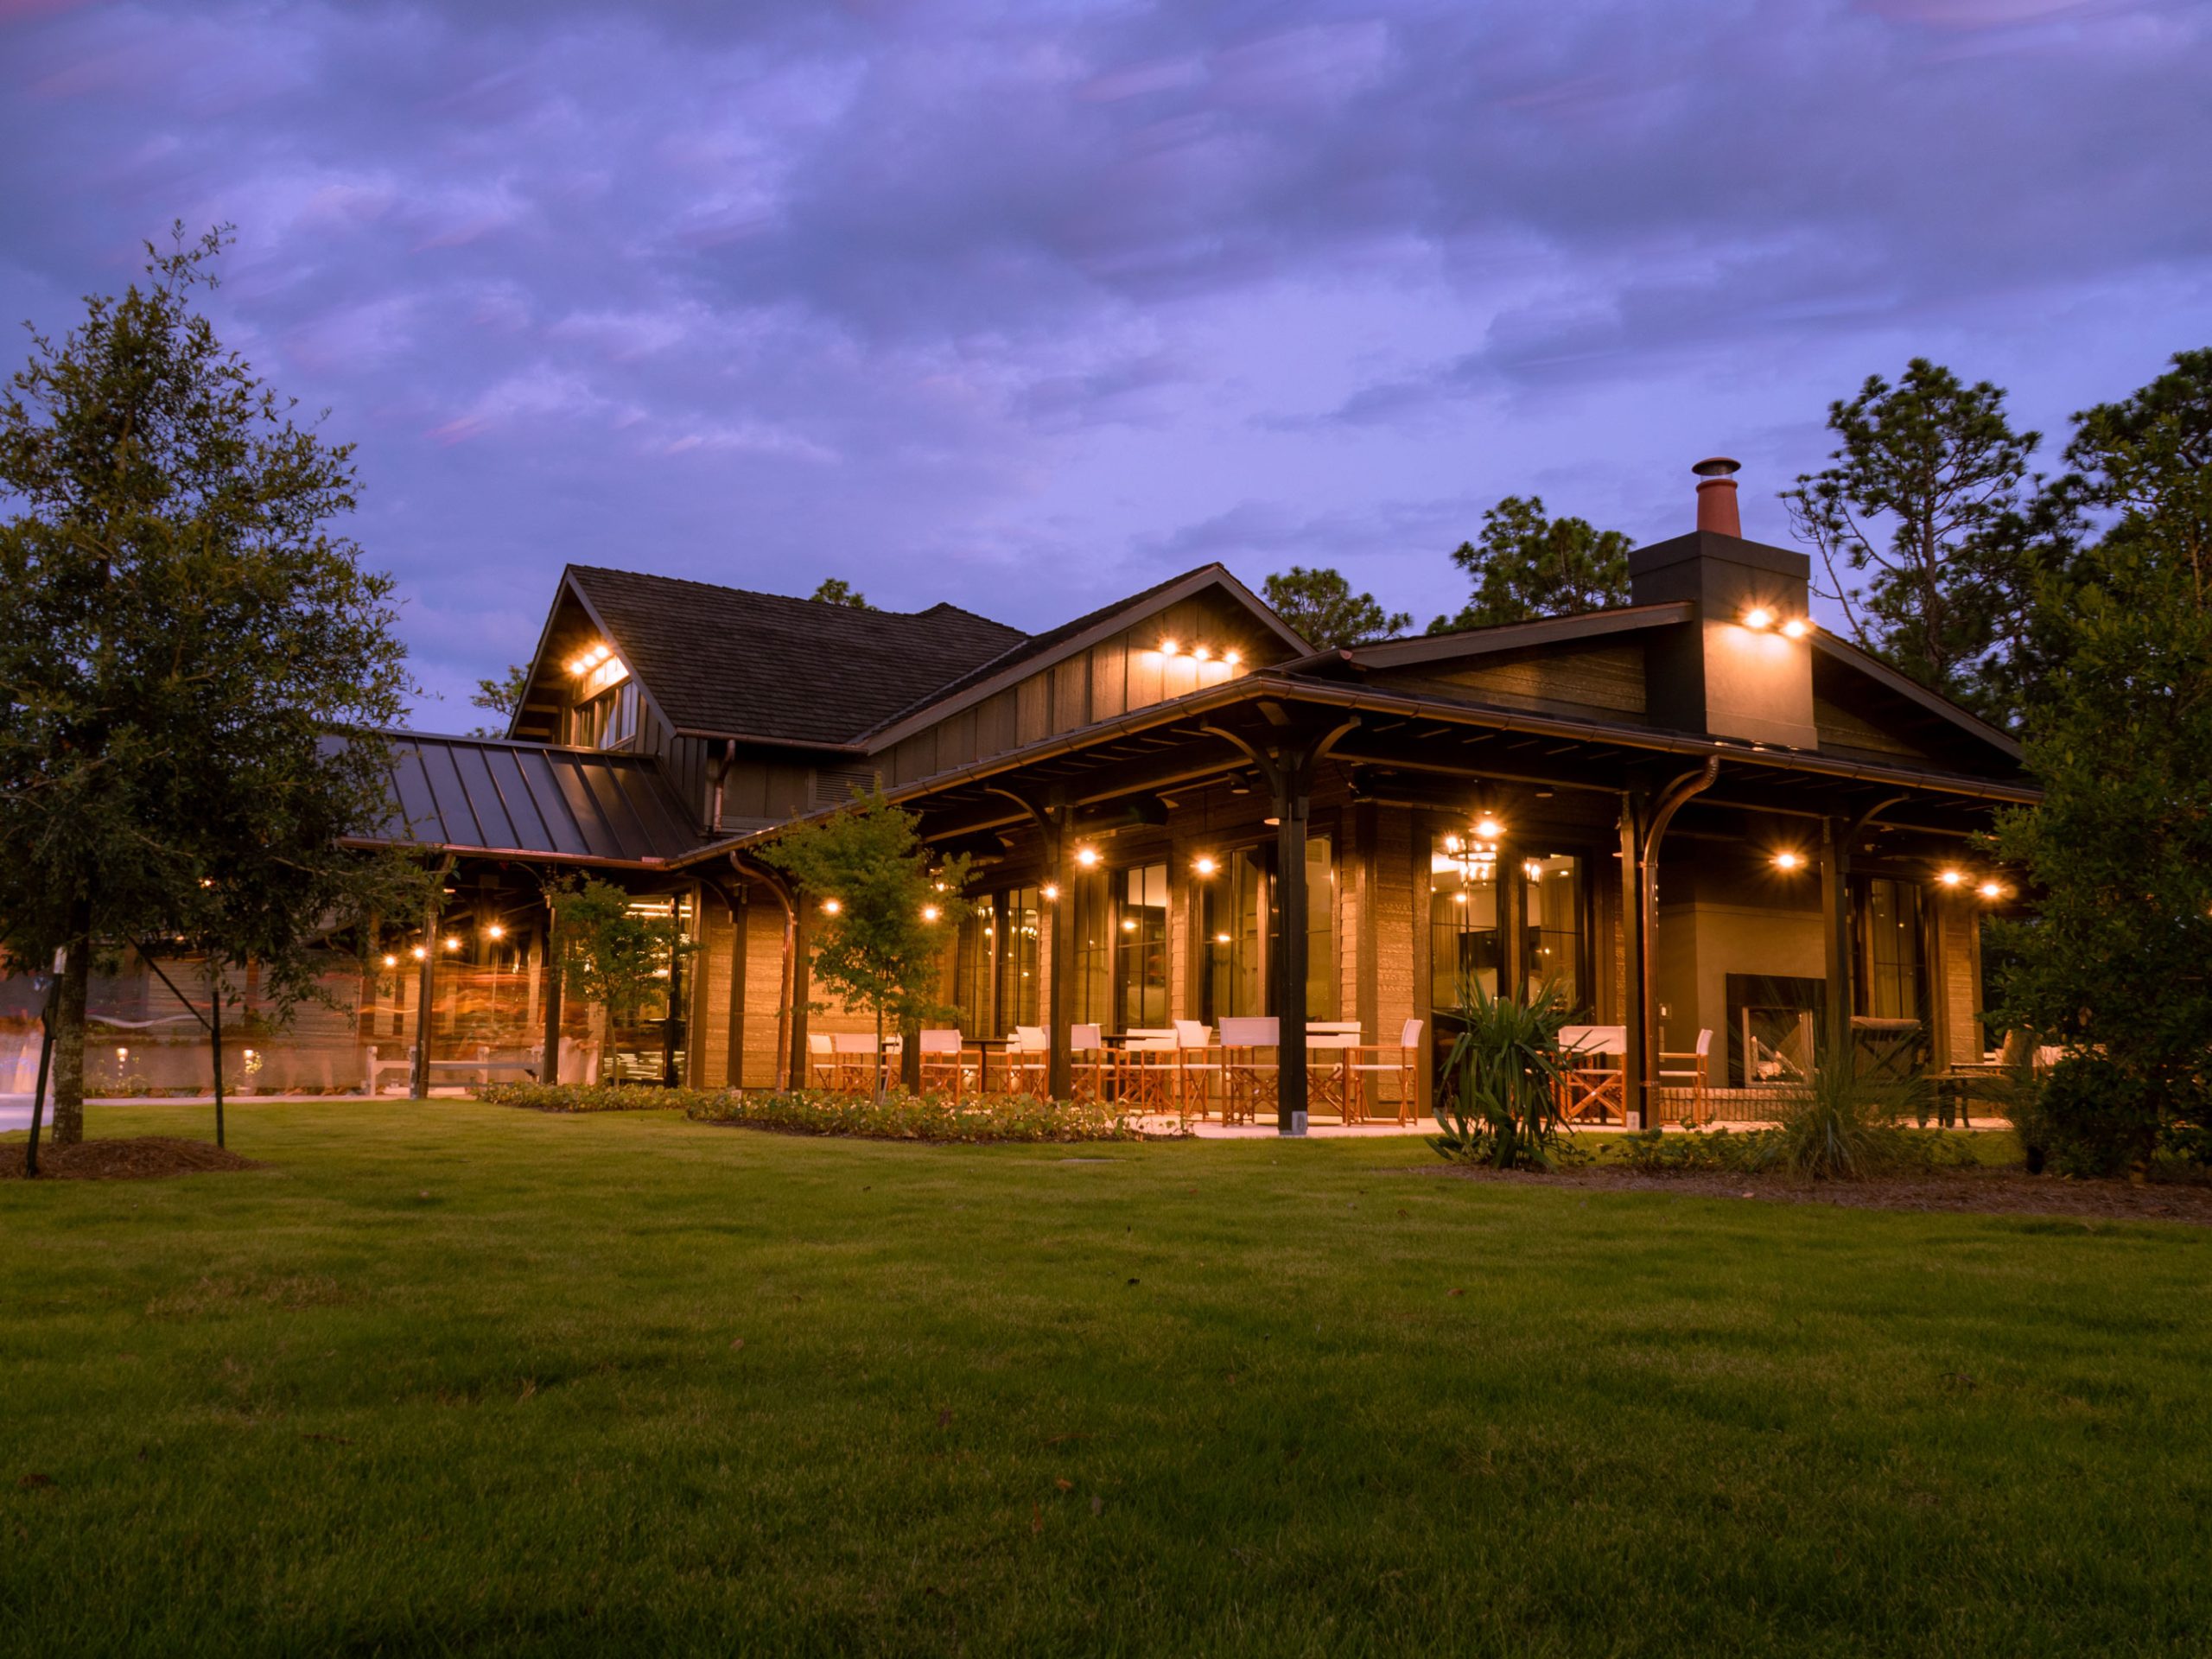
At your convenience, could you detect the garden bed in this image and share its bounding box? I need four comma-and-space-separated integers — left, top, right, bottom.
475, 1081, 1148, 1143
1, 1135, 264, 1181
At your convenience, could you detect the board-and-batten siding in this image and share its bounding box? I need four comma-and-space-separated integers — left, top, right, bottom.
1367, 644, 1649, 724
1815, 696, 1930, 761
881, 594, 1284, 788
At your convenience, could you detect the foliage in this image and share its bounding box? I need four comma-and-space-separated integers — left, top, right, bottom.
474, 1081, 683, 1113
546, 875, 695, 1077
0, 225, 419, 1144
1431, 976, 1571, 1169
757, 792, 971, 1089
1769, 1052, 1928, 1180
2016, 1058, 2165, 1179
1427, 495, 1630, 633
1782, 358, 2041, 723
1262, 565, 1409, 649
468, 663, 530, 736
1990, 349, 2212, 1145
808, 577, 874, 608
683, 1088, 1144, 1143
1613, 1128, 1785, 1174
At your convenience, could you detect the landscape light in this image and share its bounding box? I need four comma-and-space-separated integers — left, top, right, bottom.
820, 898, 842, 915
1772, 850, 1804, 873
1075, 846, 1100, 868
1744, 607, 1774, 631
1937, 869, 1965, 889
1192, 855, 1218, 877
1781, 618, 1809, 639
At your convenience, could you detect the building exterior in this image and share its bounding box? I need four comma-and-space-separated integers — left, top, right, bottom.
6, 464, 2029, 1122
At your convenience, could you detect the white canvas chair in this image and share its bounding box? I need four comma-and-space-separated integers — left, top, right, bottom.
805, 1032, 836, 1090
1218, 1015, 1280, 1125
1347, 1018, 1424, 1124
1657, 1029, 1713, 1125
1069, 1023, 1109, 1103
1305, 1020, 1363, 1120
1009, 1025, 1050, 1097
1118, 1027, 1178, 1113
918, 1028, 968, 1100
830, 1031, 880, 1094
1169, 1020, 1223, 1122
1554, 1024, 1628, 1125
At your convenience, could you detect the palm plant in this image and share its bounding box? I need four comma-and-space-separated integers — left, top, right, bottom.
1433, 976, 1572, 1169
1771, 1032, 1927, 1179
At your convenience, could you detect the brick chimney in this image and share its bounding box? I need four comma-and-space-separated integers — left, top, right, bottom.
1628, 460, 1818, 749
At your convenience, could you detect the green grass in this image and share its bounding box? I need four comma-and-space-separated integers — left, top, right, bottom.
3, 1103, 2205, 1656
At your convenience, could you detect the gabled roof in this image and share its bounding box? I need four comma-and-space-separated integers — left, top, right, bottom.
352, 732, 702, 867
557, 567, 1027, 747
1315, 601, 1694, 674
1810, 632, 2024, 764
858, 563, 1310, 749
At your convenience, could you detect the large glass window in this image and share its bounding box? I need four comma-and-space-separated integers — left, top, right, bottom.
1069, 870, 1110, 1028
1522, 852, 1584, 1008
996, 887, 1041, 1031
1116, 863, 1170, 1030
1430, 833, 1501, 1012
1858, 876, 1925, 1022
1202, 848, 1267, 1024
1305, 835, 1337, 1020
952, 906, 997, 1037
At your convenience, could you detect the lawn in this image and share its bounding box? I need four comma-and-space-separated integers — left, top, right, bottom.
3, 1102, 2205, 1656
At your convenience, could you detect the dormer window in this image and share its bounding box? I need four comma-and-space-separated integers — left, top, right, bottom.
564, 646, 638, 749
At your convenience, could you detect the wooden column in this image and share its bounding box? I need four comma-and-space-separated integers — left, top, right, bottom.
787, 907, 811, 1091
541, 895, 563, 1084
1353, 801, 1380, 1117
1821, 816, 1853, 1065
726, 887, 748, 1090
1274, 777, 1311, 1133
1044, 817, 1071, 1102
1618, 796, 1646, 1130
410, 900, 437, 1099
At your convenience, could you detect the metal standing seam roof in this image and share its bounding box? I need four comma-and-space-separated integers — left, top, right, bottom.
354, 732, 703, 867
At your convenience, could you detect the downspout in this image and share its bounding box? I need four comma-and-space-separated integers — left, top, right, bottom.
1636, 758, 1720, 1125
706, 738, 735, 835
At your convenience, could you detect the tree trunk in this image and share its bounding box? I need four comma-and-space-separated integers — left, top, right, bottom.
209, 960, 226, 1150
50, 902, 92, 1147
874, 1007, 886, 1099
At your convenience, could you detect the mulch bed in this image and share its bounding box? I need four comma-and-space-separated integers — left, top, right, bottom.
0, 1136, 264, 1182
1434, 1162, 2212, 1224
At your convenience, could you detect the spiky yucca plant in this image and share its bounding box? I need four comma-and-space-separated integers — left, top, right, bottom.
1772, 1035, 1927, 1179
1433, 976, 1572, 1169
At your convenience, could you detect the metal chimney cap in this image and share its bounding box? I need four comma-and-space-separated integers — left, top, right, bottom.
1692, 456, 1741, 479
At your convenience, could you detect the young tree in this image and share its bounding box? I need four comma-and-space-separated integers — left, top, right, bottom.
547, 875, 695, 1084
809, 577, 874, 609
758, 793, 971, 1094
1262, 566, 1410, 649
1427, 496, 1630, 633
0, 225, 416, 1145
1990, 349, 2212, 1154
1783, 359, 2040, 722
469, 664, 530, 736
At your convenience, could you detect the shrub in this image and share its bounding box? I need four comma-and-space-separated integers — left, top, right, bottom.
475, 1082, 692, 1113
1432, 977, 1570, 1170
1613, 1128, 1783, 1174
2028, 1056, 2166, 1179
1770, 1058, 1926, 1180
683, 1090, 1143, 1144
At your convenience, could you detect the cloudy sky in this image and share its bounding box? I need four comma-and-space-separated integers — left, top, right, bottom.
3, 0, 2208, 725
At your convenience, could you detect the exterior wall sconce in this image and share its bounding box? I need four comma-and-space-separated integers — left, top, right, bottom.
1782, 618, 1809, 639
1772, 850, 1805, 872
1158, 639, 1180, 657
1976, 880, 2005, 900
1744, 607, 1775, 630
1937, 869, 1965, 888
1040, 883, 1059, 900
1192, 855, 1218, 877
1074, 846, 1101, 868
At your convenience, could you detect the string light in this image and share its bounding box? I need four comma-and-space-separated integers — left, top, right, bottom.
921, 904, 940, 923
410, 945, 428, 961
443, 937, 462, 952
821, 898, 842, 915
382, 953, 398, 969
486, 923, 505, 940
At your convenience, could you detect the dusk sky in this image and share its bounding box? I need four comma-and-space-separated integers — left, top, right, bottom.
4, 0, 2208, 728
